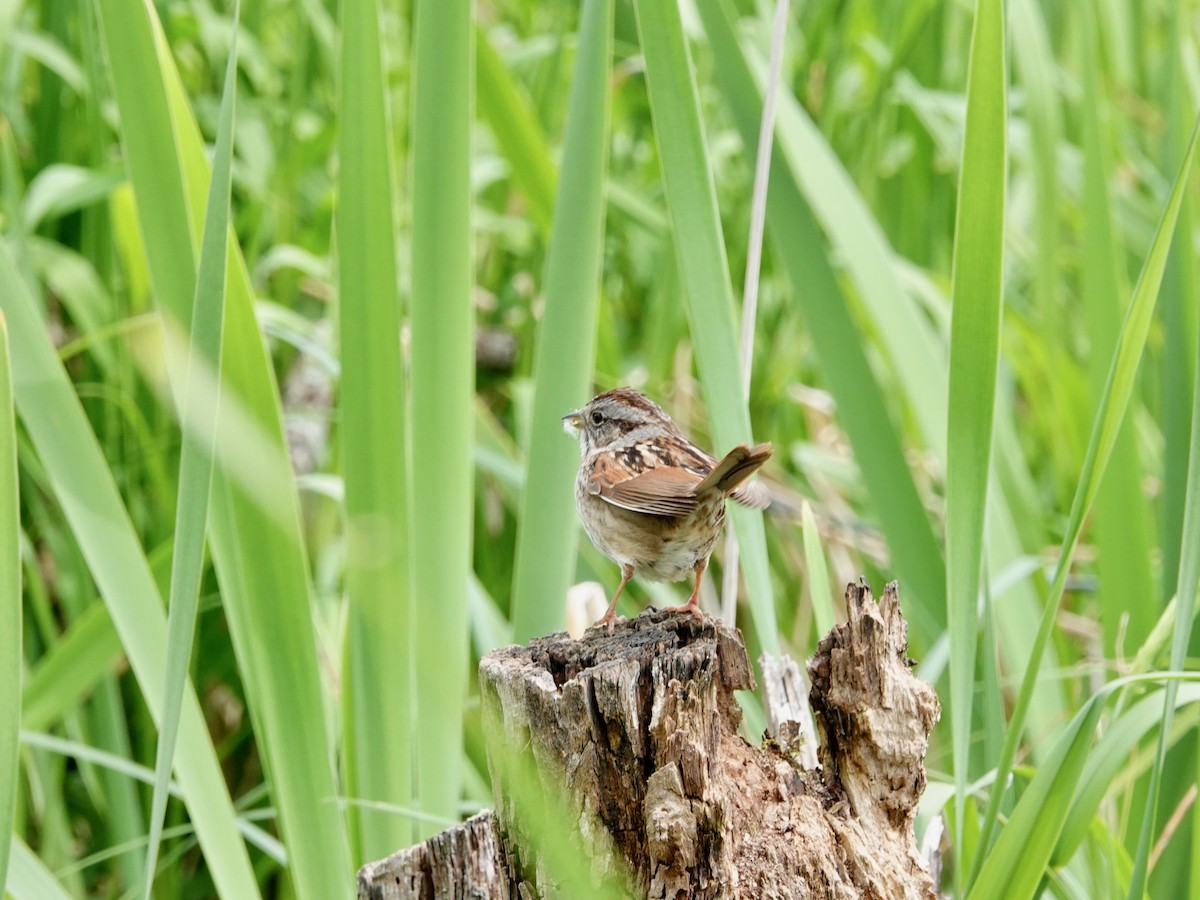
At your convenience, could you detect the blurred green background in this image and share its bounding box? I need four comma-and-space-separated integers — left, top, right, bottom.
1, 0, 1199, 897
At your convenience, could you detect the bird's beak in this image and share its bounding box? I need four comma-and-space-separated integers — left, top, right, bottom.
561, 410, 583, 434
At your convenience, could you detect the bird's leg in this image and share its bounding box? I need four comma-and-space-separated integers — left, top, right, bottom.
593, 564, 635, 632
666, 558, 707, 620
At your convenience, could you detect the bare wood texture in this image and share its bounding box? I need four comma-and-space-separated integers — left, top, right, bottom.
805, 580, 941, 897
359, 581, 939, 899
759, 651, 819, 771
356, 812, 508, 900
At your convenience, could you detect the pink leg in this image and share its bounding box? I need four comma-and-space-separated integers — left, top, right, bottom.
666, 558, 707, 620
593, 564, 635, 632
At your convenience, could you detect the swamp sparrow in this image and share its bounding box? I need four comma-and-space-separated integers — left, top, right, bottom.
563, 387, 772, 629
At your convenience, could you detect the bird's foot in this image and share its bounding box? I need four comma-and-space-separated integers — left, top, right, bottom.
664, 598, 704, 620
590, 609, 622, 633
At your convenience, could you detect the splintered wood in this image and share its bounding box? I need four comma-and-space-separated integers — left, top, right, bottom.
358, 581, 940, 899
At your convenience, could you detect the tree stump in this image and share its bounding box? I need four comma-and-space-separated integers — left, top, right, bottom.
358, 580, 940, 899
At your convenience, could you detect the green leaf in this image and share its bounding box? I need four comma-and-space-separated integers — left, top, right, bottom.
20, 600, 120, 733
945, 0, 1007, 880
337, 0, 413, 862
694, 0, 946, 641
1055, 684, 1200, 864
971, 675, 1200, 900
20, 164, 124, 231
476, 25, 557, 237
1008, 0, 1061, 322
1078, 1, 1157, 657
1158, 12, 1200, 618
800, 502, 833, 639
973, 112, 1200, 889
969, 693, 1108, 900
1128, 133, 1200, 900
409, 0, 474, 833
6, 835, 72, 900
632, 0, 777, 653
95, 1, 352, 894
510, 0, 613, 642
0, 311, 20, 896
0, 242, 260, 899
143, 6, 238, 895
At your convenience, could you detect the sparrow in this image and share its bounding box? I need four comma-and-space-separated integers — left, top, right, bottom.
563, 387, 771, 629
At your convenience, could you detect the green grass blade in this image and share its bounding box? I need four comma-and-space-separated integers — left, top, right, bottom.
410, 0, 473, 832
1159, 17, 1200, 612
0, 314, 20, 895
1148, 19, 1200, 893
509, 0, 613, 642
970, 674, 1200, 900
143, 8, 238, 895
1127, 163, 1200, 899
483, 738, 629, 900
760, 65, 949, 456
1055, 685, 1200, 864
945, 0, 1006, 879
19, 729, 285, 862
1194, 749, 1200, 900
20, 601, 121, 732
88, 677, 146, 889
337, 0, 413, 862
6, 835, 72, 900
476, 24, 556, 238
631, 0, 777, 653
969, 694, 1108, 900
973, 114, 1200, 886
718, 0, 787, 624
695, 0, 946, 641
96, 1, 352, 894
1078, 2, 1157, 656
800, 502, 833, 639
1009, 0, 1060, 322
0, 244, 260, 898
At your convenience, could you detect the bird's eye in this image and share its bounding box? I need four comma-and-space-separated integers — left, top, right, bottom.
590, 411, 603, 425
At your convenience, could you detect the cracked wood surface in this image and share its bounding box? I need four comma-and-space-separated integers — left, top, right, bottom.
359, 581, 940, 899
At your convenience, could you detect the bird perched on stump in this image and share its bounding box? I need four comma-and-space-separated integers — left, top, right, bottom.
563, 387, 772, 630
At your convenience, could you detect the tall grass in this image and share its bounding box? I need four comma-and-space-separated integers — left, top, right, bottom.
968, 113, 1200, 900
4, 1, 1200, 897
95, 1, 352, 896
0, 315, 21, 895
409, 0, 474, 837
633, 0, 777, 653
336, 0, 412, 862
143, 6, 238, 893
509, 0, 613, 642
944, 0, 1005, 880
0, 238, 260, 897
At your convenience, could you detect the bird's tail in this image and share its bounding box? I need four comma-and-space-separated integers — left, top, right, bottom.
696, 442, 772, 508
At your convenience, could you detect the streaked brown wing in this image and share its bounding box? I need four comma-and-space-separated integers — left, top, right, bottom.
622, 438, 715, 478
587, 454, 701, 517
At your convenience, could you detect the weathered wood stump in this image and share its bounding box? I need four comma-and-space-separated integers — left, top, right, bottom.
358, 580, 940, 899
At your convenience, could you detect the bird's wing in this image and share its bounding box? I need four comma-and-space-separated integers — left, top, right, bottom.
587, 454, 701, 517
